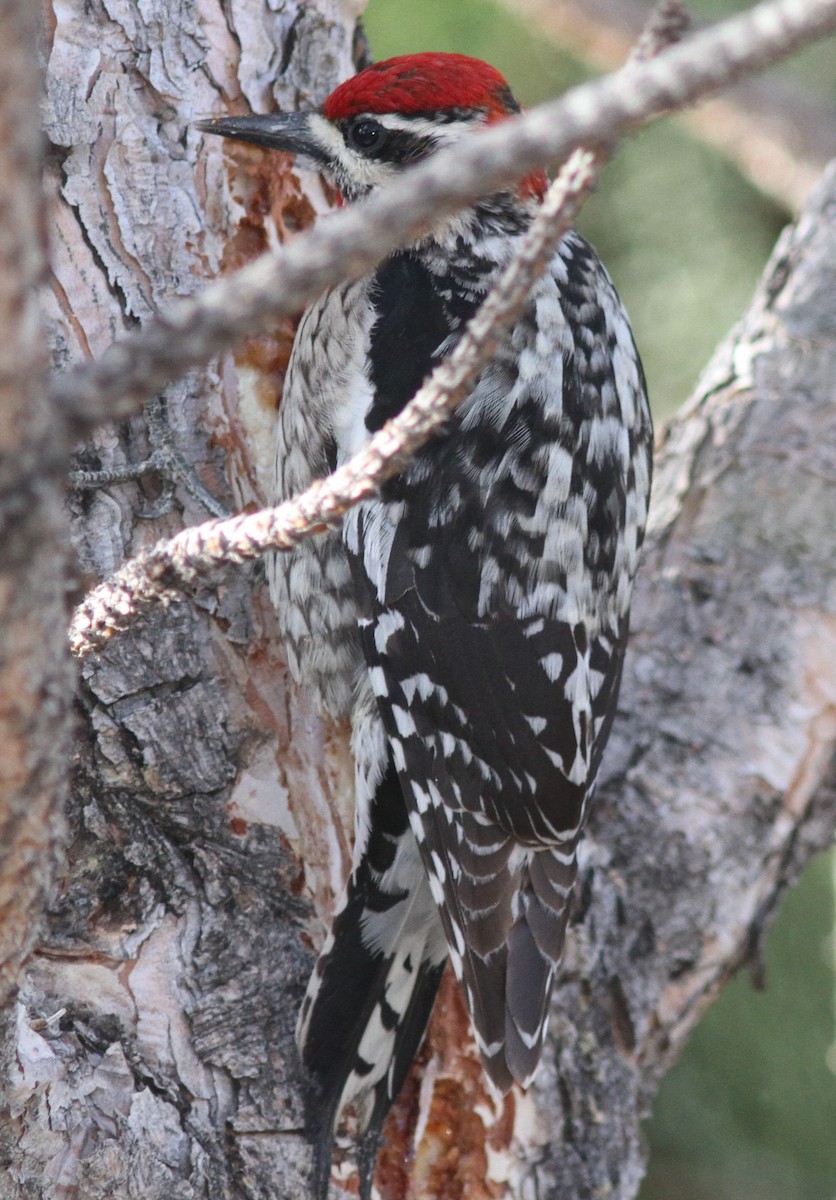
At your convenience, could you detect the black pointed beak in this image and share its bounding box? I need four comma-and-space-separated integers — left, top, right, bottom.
194, 111, 329, 166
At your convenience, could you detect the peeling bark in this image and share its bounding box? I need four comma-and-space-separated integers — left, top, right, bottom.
1, 5, 834, 1200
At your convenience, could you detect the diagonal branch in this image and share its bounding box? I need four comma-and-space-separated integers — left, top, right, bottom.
53, 0, 836, 433
497, 0, 836, 212
68, 147, 605, 657
68, 5, 690, 659
68, 0, 836, 657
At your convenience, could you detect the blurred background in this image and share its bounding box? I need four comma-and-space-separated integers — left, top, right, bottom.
362, 1, 835, 1196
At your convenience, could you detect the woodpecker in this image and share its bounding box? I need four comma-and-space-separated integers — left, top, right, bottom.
198, 51, 652, 1198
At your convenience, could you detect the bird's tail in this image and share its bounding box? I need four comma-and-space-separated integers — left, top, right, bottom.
421, 810, 578, 1097
501, 841, 578, 1086
296, 756, 447, 1200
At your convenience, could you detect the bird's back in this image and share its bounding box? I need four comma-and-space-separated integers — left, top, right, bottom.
270, 222, 651, 1116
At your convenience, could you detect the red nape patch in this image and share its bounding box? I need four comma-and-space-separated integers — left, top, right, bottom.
521, 168, 548, 202
323, 53, 519, 122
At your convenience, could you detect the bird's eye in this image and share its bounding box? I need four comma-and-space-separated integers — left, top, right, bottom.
348, 119, 386, 152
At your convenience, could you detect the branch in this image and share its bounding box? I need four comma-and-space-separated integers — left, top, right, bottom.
53, 0, 836, 431
67, 3, 692, 658
68, 146, 604, 656
497, 0, 836, 212
67, 0, 836, 655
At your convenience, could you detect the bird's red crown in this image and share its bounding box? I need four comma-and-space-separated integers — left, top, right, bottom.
323, 53, 517, 121
323, 53, 547, 200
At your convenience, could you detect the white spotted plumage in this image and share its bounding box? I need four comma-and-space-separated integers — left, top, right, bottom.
271, 219, 650, 1132
202, 49, 652, 1200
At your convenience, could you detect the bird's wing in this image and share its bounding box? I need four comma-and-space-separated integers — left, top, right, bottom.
345, 234, 651, 1087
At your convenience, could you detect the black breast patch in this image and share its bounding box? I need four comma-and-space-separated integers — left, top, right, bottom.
366, 253, 480, 432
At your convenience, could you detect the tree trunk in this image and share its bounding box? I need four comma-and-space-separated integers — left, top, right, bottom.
1, 4, 834, 1200
4, 3, 358, 1197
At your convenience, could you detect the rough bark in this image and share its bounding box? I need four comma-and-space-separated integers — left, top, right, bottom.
2, 2, 357, 1197
1, 4, 834, 1200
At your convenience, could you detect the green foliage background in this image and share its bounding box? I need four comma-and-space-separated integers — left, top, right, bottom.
362, 1, 836, 1195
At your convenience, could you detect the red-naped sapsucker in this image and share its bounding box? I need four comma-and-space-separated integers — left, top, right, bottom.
199, 51, 652, 1198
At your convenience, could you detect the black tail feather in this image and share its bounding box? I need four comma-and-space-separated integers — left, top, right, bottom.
299, 758, 447, 1198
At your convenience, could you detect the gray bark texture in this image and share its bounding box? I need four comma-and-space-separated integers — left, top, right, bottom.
1, 3, 834, 1200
